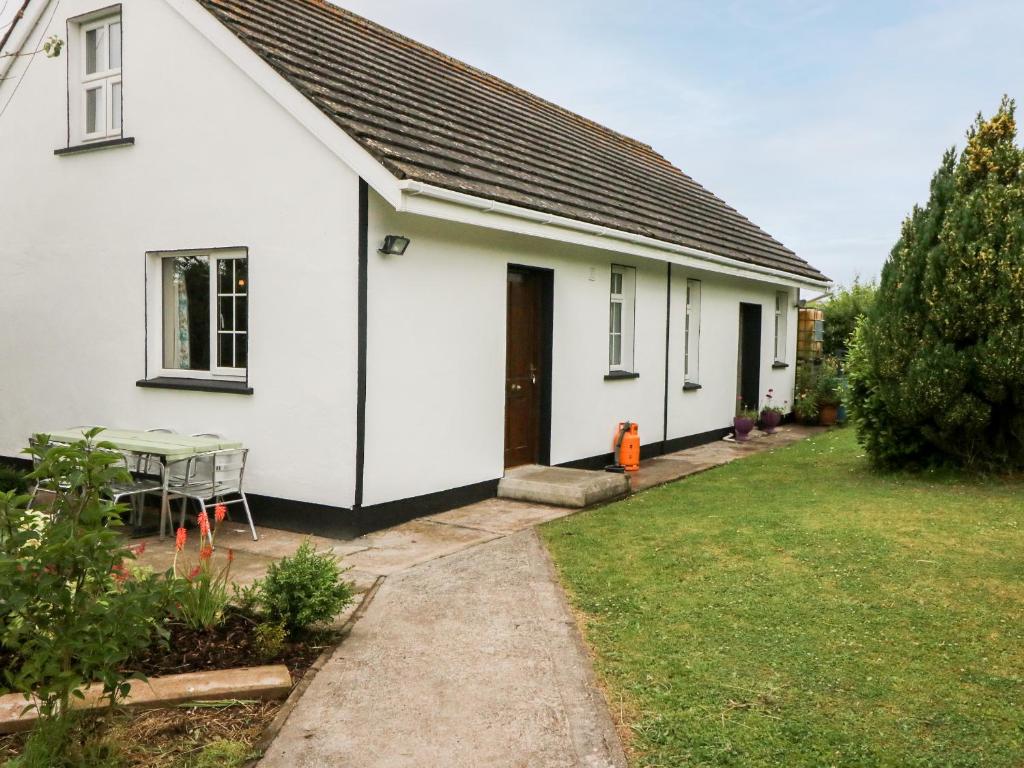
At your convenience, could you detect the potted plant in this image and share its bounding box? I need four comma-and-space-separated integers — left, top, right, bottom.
815, 357, 842, 426
793, 389, 820, 424
759, 389, 786, 434
734, 398, 758, 442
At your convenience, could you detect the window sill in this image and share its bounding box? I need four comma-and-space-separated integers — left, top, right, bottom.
772, 361, 790, 370
682, 382, 702, 391
136, 377, 253, 395
54, 137, 135, 156
604, 371, 639, 381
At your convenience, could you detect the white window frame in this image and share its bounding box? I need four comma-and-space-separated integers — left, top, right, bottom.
78, 14, 122, 142
608, 265, 636, 373
684, 278, 701, 383
774, 290, 789, 363
148, 248, 248, 382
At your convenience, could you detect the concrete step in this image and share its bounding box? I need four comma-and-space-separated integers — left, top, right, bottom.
498, 465, 630, 508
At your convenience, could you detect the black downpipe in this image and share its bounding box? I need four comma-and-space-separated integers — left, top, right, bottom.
354, 179, 368, 513
662, 262, 672, 454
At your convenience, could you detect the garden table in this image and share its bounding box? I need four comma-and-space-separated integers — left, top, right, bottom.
43, 427, 243, 538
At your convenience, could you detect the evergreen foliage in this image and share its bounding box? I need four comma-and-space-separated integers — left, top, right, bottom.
849, 97, 1024, 469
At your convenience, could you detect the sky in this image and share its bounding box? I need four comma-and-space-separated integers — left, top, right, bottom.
3, 1, 1021, 286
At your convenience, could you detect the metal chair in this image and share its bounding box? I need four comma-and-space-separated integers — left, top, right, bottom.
167, 448, 257, 542
101, 450, 165, 528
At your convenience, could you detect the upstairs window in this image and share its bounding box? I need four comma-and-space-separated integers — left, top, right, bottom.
155, 249, 248, 380
684, 279, 701, 383
608, 265, 636, 373
78, 13, 122, 140
774, 290, 789, 363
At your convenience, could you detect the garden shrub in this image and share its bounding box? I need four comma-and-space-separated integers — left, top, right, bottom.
849, 97, 1024, 469
0, 432, 170, 761
171, 505, 234, 630
0, 463, 28, 494
246, 541, 353, 637
815, 278, 878, 358
252, 621, 287, 661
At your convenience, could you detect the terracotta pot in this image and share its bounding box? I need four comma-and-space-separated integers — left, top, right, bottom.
733, 416, 755, 441
819, 404, 838, 426
760, 410, 782, 434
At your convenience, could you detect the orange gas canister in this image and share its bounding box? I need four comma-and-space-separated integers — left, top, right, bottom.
615, 422, 640, 472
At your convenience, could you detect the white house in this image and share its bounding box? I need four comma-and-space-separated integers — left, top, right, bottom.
0, 0, 830, 536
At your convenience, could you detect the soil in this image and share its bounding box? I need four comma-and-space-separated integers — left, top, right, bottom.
131, 610, 337, 681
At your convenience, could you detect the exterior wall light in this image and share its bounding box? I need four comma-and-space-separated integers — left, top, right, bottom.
379, 235, 411, 255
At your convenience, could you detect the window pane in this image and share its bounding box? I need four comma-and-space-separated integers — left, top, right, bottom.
610, 334, 622, 367
236, 334, 248, 369
162, 256, 210, 370
219, 332, 234, 369
85, 28, 100, 74
218, 259, 233, 294
111, 82, 122, 131
610, 272, 622, 295
235, 259, 248, 294
85, 87, 103, 134
609, 301, 622, 334
109, 22, 121, 69
236, 296, 248, 332
219, 296, 234, 332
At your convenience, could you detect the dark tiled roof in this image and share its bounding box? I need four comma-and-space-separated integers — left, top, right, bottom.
199, 0, 828, 282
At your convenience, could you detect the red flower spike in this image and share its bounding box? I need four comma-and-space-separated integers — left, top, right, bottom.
227, 548, 235, 563
175, 527, 187, 552
133, 542, 147, 557
199, 546, 213, 561
197, 510, 211, 539
214, 503, 227, 523
187, 565, 201, 581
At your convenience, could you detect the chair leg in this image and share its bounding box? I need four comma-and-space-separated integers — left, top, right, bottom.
241, 492, 258, 542
179, 498, 188, 530
27, 484, 39, 510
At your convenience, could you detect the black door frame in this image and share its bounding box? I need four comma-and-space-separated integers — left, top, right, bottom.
738, 302, 762, 412
506, 264, 553, 466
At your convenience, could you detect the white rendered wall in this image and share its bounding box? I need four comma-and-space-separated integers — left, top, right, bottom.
0, 0, 360, 507
363, 191, 798, 507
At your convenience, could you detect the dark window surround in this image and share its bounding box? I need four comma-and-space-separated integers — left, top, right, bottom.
136, 377, 253, 395
604, 370, 639, 381
772, 361, 790, 369
683, 382, 702, 391
54, 136, 135, 156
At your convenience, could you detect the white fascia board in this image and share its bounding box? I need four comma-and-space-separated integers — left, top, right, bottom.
162, 0, 402, 208
396, 180, 830, 290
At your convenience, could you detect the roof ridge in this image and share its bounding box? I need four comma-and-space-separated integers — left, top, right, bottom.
300, 0, 664, 159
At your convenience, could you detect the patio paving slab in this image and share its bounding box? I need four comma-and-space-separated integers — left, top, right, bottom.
344, 519, 502, 577
426, 497, 578, 534
257, 530, 626, 768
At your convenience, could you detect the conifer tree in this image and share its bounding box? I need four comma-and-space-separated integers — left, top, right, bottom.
849, 97, 1024, 469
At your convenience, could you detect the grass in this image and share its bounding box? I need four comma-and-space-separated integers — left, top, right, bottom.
542, 429, 1024, 767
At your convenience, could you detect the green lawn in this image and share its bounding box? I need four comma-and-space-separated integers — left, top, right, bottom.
542, 429, 1024, 767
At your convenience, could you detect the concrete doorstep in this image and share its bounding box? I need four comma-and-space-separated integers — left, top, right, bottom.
498, 464, 629, 508
0, 665, 292, 735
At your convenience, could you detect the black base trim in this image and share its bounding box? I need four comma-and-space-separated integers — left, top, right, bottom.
558, 426, 731, 471
224, 478, 502, 540
136, 378, 253, 395
55, 137, 135, 156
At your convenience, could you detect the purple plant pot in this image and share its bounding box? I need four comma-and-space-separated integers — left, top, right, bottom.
733, 416, 755, 441
760, 410, 782, 434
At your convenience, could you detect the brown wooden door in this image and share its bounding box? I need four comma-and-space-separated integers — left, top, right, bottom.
505, 268, 543, 468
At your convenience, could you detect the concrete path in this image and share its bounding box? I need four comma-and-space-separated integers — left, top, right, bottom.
257, 530, 627, 768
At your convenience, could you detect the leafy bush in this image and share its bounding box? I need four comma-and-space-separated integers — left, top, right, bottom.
252, 622, 287, 661
849, 97, 1024, 469
171, 505, 234, 630
245, 541, 353, 637
815, 278, 878, 358
0, 431, 169, 760
0, 463, 29, 494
